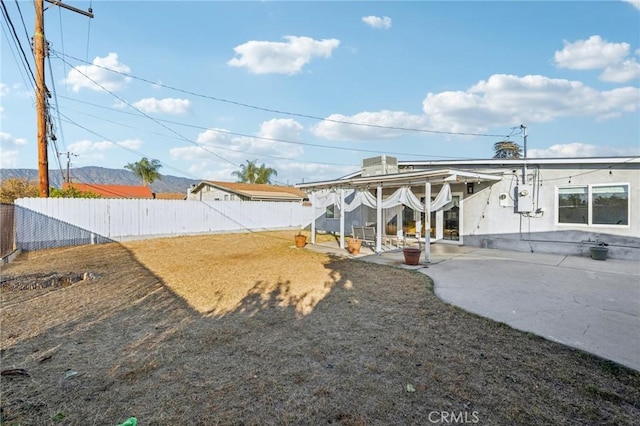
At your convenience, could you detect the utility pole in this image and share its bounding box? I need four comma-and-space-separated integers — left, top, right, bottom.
59, 151, 78, 183
35, 0, 47, 197
35, 0, 93, 197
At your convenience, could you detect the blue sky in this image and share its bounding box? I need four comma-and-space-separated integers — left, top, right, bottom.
1, 1, 639, 186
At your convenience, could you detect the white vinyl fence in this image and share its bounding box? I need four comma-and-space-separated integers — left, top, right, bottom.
15, 198, 311, 251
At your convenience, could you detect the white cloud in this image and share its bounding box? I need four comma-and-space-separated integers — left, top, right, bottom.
228, 36, 340, 75
171, 119, 307, 181
554, 35, 639, 83
132, 97, 191, 115
67, 138, 142, 160
600, 59, 640, 83
623, 0, 640, 10
313, 73, 639, 141
172, 119, 305, 164
0, 84, 8, 115
529, 143, 640, 158
362, 15, 392, 29
64, 53, 132, 92
257, 118, 304, 141
555, 36, 630, 70
117, 139, 143, 150
312, 110, 427, 141
0, 131, 28, 168
422, 74, 639, 132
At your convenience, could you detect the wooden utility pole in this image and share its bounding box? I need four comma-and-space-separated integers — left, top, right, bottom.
34, 0, 93, 197
35, 0, 47, 197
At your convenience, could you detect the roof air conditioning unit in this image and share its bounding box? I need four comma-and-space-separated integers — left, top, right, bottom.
361, 155, 398, 177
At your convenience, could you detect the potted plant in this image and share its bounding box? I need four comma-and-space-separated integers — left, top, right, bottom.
402, 246, 422, 265
588, 239, 609, 261
294, 231, 307, 248
347, 237, 362, 255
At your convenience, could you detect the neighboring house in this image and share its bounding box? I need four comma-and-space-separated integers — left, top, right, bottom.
187, 181, 307, 202
296, 155, 639, 260
63, 183, 154, 199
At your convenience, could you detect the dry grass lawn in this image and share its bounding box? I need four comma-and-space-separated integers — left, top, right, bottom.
1, 230, 639, 425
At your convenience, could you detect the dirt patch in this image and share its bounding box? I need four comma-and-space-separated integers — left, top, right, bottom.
1, 231, 639, 425
1, 272, 99, 291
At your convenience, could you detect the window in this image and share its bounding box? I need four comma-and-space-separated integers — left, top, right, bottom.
224, 194, 229, 201
558, 187, 588, 224
325, 204, 337, 219
593, 185, 628, 225
557, 184, 628, 226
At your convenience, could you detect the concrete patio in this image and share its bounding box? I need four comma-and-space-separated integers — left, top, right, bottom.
305, 240, 640, 371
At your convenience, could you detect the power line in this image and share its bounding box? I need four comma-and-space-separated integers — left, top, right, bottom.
46, 50, 67, 182
540, 156, 640, 183
57, 110, 216, 181
55, 94, 471, 161
55, 111, 357, 168
0, 21, 36, 97
51, 49, 510, 139
0, 0, 37, 87
55, 53, 241, 168
45, 56, 640, 185
12, 0, 30, 49
56, 4, 68, 90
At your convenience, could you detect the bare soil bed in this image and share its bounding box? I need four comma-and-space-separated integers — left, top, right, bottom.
1, 231, 639, 425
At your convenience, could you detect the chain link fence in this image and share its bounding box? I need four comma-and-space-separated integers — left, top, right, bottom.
1, 203, 15, 258
15, 205, 113, 251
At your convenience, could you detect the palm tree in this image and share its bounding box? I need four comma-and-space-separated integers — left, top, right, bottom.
124, 157, 163, 186
232, 160, 278, 184
255, 163, 278, 184
493, 141, 522, 159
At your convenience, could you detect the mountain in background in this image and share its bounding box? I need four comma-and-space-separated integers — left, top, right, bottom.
0, 166, 200, 194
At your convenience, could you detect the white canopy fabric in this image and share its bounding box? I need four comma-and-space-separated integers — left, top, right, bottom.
380, 186, 423, 211
314, 183, 452, 213
430, 183, 452, 212
313, 189, 341, 209
343, 190, 377, 212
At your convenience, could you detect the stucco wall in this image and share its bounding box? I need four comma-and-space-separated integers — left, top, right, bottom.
461, 164, 639, 259
305, 161, 639, 258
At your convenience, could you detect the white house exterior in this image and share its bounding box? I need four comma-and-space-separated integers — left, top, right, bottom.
297, 156, 639, 261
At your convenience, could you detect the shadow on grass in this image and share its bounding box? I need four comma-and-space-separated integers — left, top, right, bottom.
2, 235, 640, 425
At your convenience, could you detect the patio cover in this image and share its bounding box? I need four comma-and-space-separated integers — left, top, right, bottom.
313, 184, 452, 213
296, 168, 502, 262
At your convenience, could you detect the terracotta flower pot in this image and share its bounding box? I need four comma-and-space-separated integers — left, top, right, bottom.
294, 234, 307, 248
402, 247, 422, 265
347, 239, 362, 254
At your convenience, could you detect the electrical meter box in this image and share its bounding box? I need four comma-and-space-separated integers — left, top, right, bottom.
516, 185, 534, 213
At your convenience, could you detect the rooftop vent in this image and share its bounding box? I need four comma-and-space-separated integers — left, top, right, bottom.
361, 155, 398, 177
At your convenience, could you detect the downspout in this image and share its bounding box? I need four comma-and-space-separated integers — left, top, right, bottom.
521, 124, 528, 184
376, 185, 382, 254
424, 181, 431, 263
310, 191, 316, 245
339, 188, 345, 249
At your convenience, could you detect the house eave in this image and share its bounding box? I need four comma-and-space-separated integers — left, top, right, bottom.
296, 168, 502, 191
399, 156, 640, 167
